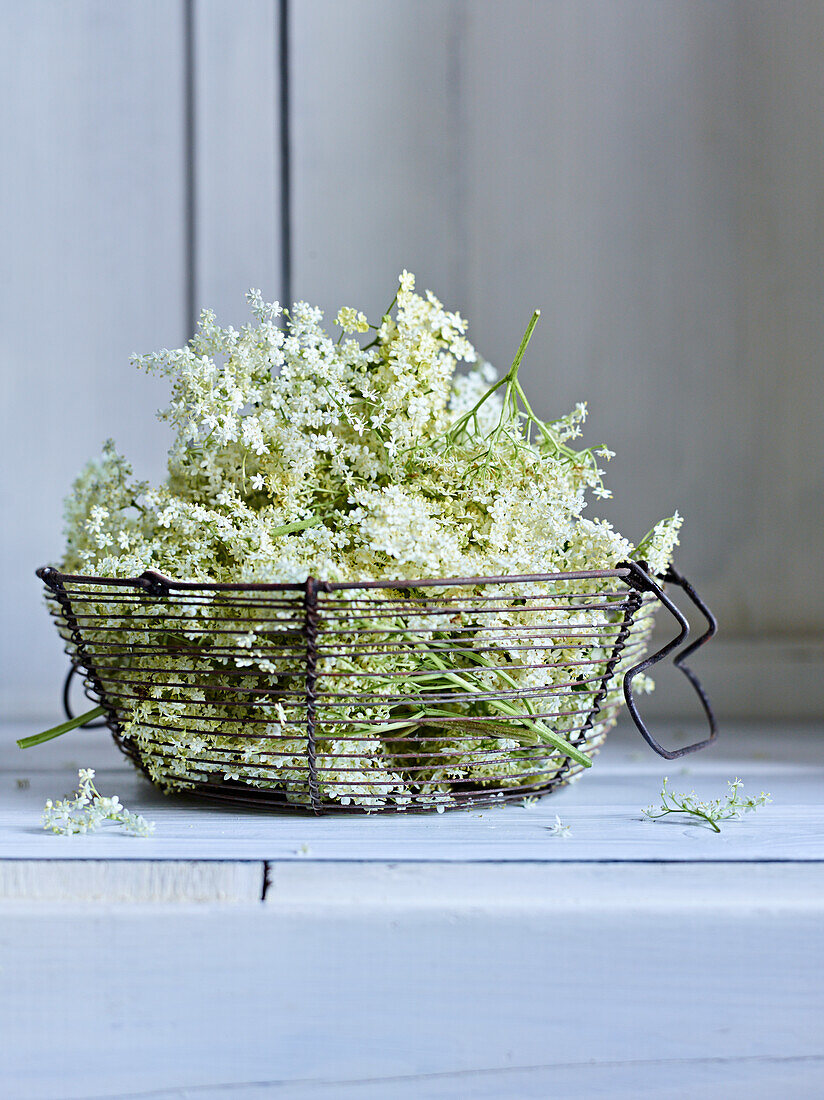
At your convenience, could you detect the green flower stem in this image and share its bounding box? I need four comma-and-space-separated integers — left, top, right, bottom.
509, 376, 579, 462
368, 670, 591, 767
355, 629, 592, 766
644, 806, 722, 832
442, 309, 590, 475
17, 706, 106, 749
447, 310, 541, 441
269, 515, 324, 537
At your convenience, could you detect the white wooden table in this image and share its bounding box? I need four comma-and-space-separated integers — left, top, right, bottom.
1, 719, 823, 1099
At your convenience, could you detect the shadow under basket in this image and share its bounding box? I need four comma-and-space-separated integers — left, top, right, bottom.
37, 560, 717, 815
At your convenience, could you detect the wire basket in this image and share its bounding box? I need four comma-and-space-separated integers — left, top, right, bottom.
37, 560, 716, 814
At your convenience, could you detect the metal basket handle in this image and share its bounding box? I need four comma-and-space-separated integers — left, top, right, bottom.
62, 664, 108, 727
620, 559, 718, 759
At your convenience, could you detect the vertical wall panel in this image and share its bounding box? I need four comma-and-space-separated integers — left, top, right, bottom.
730, 1, 824, 633
0, 1, 188, 718
461, 2, 743, 610
290, 0, 466, 321
462, 0, 824, 641
0, 1, 286, 719
192, 0, 282, 325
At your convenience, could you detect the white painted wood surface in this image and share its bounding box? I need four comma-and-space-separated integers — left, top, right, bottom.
1, 720, 823, 1097
0, 859, 262, 902
0, 0, 187, 716
290, 0, 466, 322
1, 867, 822, 1098
2, 721, 823, 862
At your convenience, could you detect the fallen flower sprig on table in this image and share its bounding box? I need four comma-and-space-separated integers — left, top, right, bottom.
642, 776, 771, 833
43, 769, 155, 836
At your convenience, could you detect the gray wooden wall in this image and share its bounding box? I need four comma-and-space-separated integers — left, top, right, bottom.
2, 0, 822, 721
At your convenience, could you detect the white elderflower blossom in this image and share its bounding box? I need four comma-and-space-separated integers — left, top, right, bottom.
42, 770, 154, 837
335, 307, 369, 333
546, 814, 572, 838
56, 273, 681, 810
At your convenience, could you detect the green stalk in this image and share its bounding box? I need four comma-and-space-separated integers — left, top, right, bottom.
446, 310, 541, 442
647, 807, 722, 833
370, 649, 591, 767
17, 706, 106, 749
509, 309, 542, 376
367, 624, 596, 766
269, 515, 324, 537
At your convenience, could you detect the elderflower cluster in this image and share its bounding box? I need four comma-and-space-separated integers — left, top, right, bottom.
643, 777, 771, 833
54, 273, 682, 810
43, 769, 154, 836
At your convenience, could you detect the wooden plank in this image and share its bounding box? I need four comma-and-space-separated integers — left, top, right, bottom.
733, 1, 824, 638
262, 860, 824, 912
1, 864, 822, 1098
0, 1, 187, 718
191, 0, 282, 325
52, 1057, 824, 1099
3, 801, 820, 863
2, 723, 822, 862
0, 860, 262, 903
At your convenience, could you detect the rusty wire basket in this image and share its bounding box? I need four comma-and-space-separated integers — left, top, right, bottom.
38, 560, 716, 814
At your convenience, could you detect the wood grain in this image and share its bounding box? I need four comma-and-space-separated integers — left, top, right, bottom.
0, 859, 262, 902
1, 721, 822, 1097
51, 1058, 824, 1099
3, 722, 822, 863
0, 0, 187, 716
1, 868, 822, 1098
